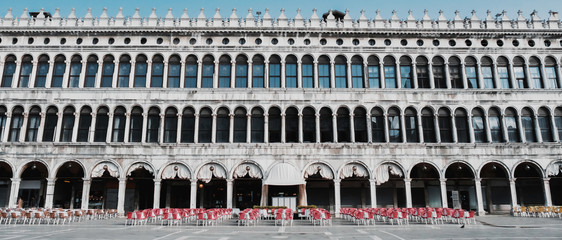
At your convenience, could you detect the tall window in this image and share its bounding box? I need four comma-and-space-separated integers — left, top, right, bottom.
472, 108, 487, 143
513, 57, 528, 89
117, 55, 131, 88
354, 107, 368, 142
319, 108, 333, 142
388, 107, 402, 142
545, 56, 559, 89
318, 56, 330, 88
371, 107, 385, 142
488, 108, 503, 142
555, 108, 562, 142
400, 56, 412, 88
101, 55, 115, 88
368, 56, 381, 88
0, 106, 6, 141
218, 56, 231, 88
268, 107, 281, 142
538, 108, 553, 142
42, 107, 58, 142
336, 108, 350, 142
505, 108, 520, 142
18, 55, 33, 88
134, 55, 148, 87
163, 107, 178, 143
404, 108, 418, 142
465, 57, 478, 89
60, 107, 76, 142
334, 56, 347, 88
233, 107, 247, 142
35, 55, 49, 88
497, 57, 511, 89
216, 107, 229, 143
94, 107, 109, 142
521, 108, 536, 142
302, 56, 314, 88
51, 55, 66, 88
181, 107, 195, 143
129, 107, 143, 142
416, 56, 430, 88
285, 107, 299, 143
383, 56, 397, 88
529, 57, 543, 89
286, 55, 298, 88
76, 107, 92, 142
25, 106, 41, 142
198, 108, 212, 143
422, 108, 436, 143
252, 55, 265, 88
146, 107, 160, 142
432, 57, 446, 88
481, 57, 495, 89
438, 108, 453, 143
111, 107, 126, 142
269, 55, 281, 88
84, 55, 98, 88
449, 57, 463, 88
1, 55, 16, 87
202, 55, 214, 88
235, 55, 248, 88
68, 55, 82, 88
302, 107, 315, 142
251, 108, 264, 143
455, 109, 469, 143
8, 107, 23, 142
168, 55, 181, 88
184, 55, 198, 88
150, 55, 164, 88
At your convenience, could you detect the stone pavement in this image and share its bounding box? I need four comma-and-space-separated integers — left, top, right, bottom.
1, 215, 561, 240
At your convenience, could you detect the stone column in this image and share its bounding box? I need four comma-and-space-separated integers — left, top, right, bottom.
461, 63, 468, 89
329, 61, 335, 88
162, 61, 169, 88
444, 63, 451, 89
384, 113, 390, 143
263, 113, 269, 143
229, 114, 234, 143
44, 178, 56, 208
428, 62, 435, 89
117, 178, 127, 215
400, 113, 407, 143
111, 60, 119, 88
349, 113, 355, 142
260, 180, 268, 206
475, 178, 485, 215
534, 114, 543, 143
105, 113, 114, 143
544, 178, 553, 206
1, 113, 11, 142
71, 112, 80, 142
297, 60, 302, 88
501, 114, 509, 142
179, 60, 186, 88
493, 64, 501, 89
51, 112, 63, 142
298, 113, 304, 143
332, 113, 338, 143
153, 179, 161, 209
29, 60, 38, 88
334, 179, 341, 217
246, 113, 252, 143
230, 60, 236, 88
280, 60, 286, 88
417, 113, 425, 143
145, 60, 152, 88
226, 179, 233, 209
190, 180, 197, 208
196, 60, 203, 88
467, 115, 475, 143
124, 113, 131, 143
485, 113, 493, 143
176, 114, 183, 143
62, 60, 71, 88
369, 179, 377, 208
347, 61, 353, 88
194, 114, 200, 143
551, 114, 560, 142
88, 113, 97, 142
509, 178, 518, 208
211, 113, 217, 143
395, 62, 402, 89
366, 113, 373, 143
434, 113, 442, 143
298, 183, 307, 206
95, 60, 103, 88
412, 63, 419, 89
451, 113, 458, 143
81, 178, 91, 210
440, 178, 448, 208
264, 60, 270, 88
158, 113, 165, 144
315, 113, 321, 143
405, 178, 412, 208
313, 60, 319, 88
509, 63, 517, 89
8, 178, 20, 208
128, 60, 136, 88
141, 113, 148, 143
517, 115, 526, 143
18, 113, 28, 142
281, 113, 286, 143
477, 63, 485, 89
379, 63, 386, 88
11, 60, 21, 88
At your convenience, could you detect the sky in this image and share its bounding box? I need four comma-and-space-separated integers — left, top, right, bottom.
2, 0, 562, 20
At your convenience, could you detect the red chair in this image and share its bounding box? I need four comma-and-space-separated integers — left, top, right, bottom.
125, 212, 134, 226
465, 210, 476, 224
135, 211, 147, 225
274, 211, 284, 226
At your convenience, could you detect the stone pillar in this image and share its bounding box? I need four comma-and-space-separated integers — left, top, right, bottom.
444, 63, 451, 89
405, 178, 412, 208
501, 114, 509, 142
544, 178, 553, 206
128, 60, 136, 88
81, 178, 91, 210
179, 60, 186, 88
18, 113, 28, 142
176, 114, 183, 143
475, 178, 485, 215
260, 181, 268, 206
124, 113, 131, 143
263, 114, 269, 143
417, 113, 425, 143
451, 113, 458, 143
396, 62, 402, 88
246, 113, 252, 143
485, 113, 493, 143
534, 114, 543, 143
332, 113, 338, 143
11, 60, 21, 88
493, 64, 501, 89
194, 114, 200, 143
190, 180, 197, 209
211, 114, 217, 143
145, 60, 152, 88
366, 113, 373, 143
29, 60, 38, 88
88, 113, 97, 142
141, 113, 148, 143
440, 178, 448, 208
44, 178, 56, 209
334, 179, 341, 217
158, 113, 165, 144
329, 61, 335, 88
298, 113, 303, 143
477, 63, 485, 89
54, 112, 64, 142
434, 113, 442, 143
280, 60, 286, 88
71, 112, 80, 142
379, 63, 386, 88
196, 60, 203, 88
162, 61, 169, 88
384, 113, 390, 143
347, 61, 353, 88
313, 61, 319, 88
517, 115, 526, 143
8, 178, 20, 208
62, 60, 71, 88
1, 113, 11, 142
111, 60, 119, 88
264, 60, 269, 88
153, 179, 161, 209
509, 178, 518, 208
230, 60, 236, 88
281, 113, 286, 143
297, 60, 302, 88
117, 178, 127, 215
400, 113, 407, 143
229, 114, 234, 143
95, 60, 103, 88
369, 179, 377, 208
349, 113, 355, 142
508, 63, 517, 89
412, 63, 419, 89
467, 115, 475, 143
551, 114, 560, 142
315, 113, 321, 143
428, 62, 435, 89
298, 183, 307, 206
226, 179, 233, 209
247, 61, 253, 88
461, 63, 468, 89
105, 113, 114, 143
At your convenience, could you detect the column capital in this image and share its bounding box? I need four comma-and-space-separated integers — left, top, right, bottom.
10, 178, 21, 182
369, 179, 377, 184
246, 113, 252, 118
474, 178, 482, 182
543, 177, 551, 181
509, 178, 516, 183
82, 178, 91, 182
154, 179, 162, 184
229, 113, 235, 118
404, 178, 412, 183
46, 178, 56, 183
226, 178, 234, 183
177, 113, 183, 117
90, 112, 96, 117
333, 179, 341, 184
159, 113, 165, 118
440, 178, 447, 183
73, 112, 80, 117
118, 177, 127, 182
125, 113, 131, 117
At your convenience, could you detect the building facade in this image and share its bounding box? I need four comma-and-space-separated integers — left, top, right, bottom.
0, 7, 561, 215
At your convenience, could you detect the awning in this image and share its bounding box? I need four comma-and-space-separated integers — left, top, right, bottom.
264, 162, 305, 186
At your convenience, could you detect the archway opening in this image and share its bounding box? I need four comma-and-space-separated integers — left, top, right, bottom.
0, 162, 13, 207
410, 163, 441, 207
54, 162, 84, 209
480, 162, 510, 213
445, 162, 476, 211
89, 163, 119, 210
548, 162, 562, 205
160, 164, 191, 208
233, 164, 262, 209
125, 165, 154, 212
197, 164, 227, 208
514, 162, 545, 205
375, 163, 405, 208
340, 164, 370, 208
19, 161, 48, 208
304, 164, 334, 211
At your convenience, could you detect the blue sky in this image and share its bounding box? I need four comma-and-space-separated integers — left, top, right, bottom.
3, 0, 562, 20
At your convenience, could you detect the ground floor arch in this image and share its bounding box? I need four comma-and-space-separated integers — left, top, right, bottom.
304, 163, 335, 211
19, 161, 48, 208
375, 163, 406, 208
480, 162, 511, 213
159, 163, 192, 208
89, 162, 120, 210
548, 162, 562, 205
445, 162, 477, 211
339, 162, 371, 208
232, 162, 263, 209
0, 161, 13, 207
410, 162, 442, 208
53, 161, 84, 209
197, 163, 227, 208
514, 162, 545, 206
125, 163, 155, 212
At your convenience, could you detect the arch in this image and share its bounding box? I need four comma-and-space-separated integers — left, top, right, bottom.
0, 159, 15, 178
196, 162, 227, 183
443, 160, 476, 178
264, 162, 305, 185
339, 161, 370, 179
160, 162, 192, 180
374, 161, 405, 185
546, 160, 562, 177
126, 162, 156, 177
303, 161, 336, 180
232, 160, 264, 179
51, 160, 86, 179
90, 160, 121, 178
408, 161, 442, 179
17, 159, 50, 178
478, 160, 511, 179
512, 160, 545, 178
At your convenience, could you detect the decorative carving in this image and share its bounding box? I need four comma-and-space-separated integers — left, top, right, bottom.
161, 163, 191, 179
127, 162, 154, 176
547, 162, 562, 176
197, 163, 226, 183
91, 162, 119, 178
340, 163, 368, 179
375, 163, 404, 185
233, 163, 263, 179
304, 163, 333, 179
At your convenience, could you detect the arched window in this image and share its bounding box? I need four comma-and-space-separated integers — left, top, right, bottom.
285, 107, 299, 143
455, 108, 469, 143
35, 55, 49, 88
545, 57, 559, 89
302, 107, 315, 142
383, 56, 397, 88
472, 108, 487, 143
555, 107, 562, 141
77, 107, 92, 142
51, 55, 66, 88
117, 55, 131, 88
336, 107, 350, 142
198, 107, 212, 143
146, 107, 160, 142
232, 56, 247, 88
94, 107, 109, 142
42, 106, 58, 142
129, 107, 143, 142
0, 106, 6, 141
438, 108, 453, 143
505, 108, 520, 142
25, 106, 41, 142
252, 55, 265, 88
488, 108, 503, 142
202, 55, 214, 88
318, 55, 331, 88
529, 57, 543, 89
371, 107, 385, 142
400, 56, 412, 88
60, 106, 76, 142
233, 107, 247, 142
111, 107, 126, 142
268, 107, 281, 142
181, 107, 195, 143
216, 107, 229, 143
134, 55, 148, 87
18, 55, 33, 88
497, 56, 511, 89
538, 107, 553, 142
219, 55, 231, 88
335, 56, 347, 88
432, 56, 446, 88
269, 55, 281, 88
1, 55, 16, 87
68, 55, 82, 88
302, 55, 314, 88
481, 57, 495, 88
449, 57, 463, 88
168, 55, 181, 88
405, 107, 418, 142
320, 107, 333, 142
150, 55, 164, 88
465, 56, 479, 89
513, 57, 528, 88
8, 106, 23, 142
521, 108, 536, 142
388, 107, 402, 142
422, 108, 436, 143
185, 55, 198, 88
367, 56, 381, 88
101, 55, 115, 88
351, 56, 364, 88
84, 55, 98, 87
164, 107, 178, 143
416, 56, 430, 88
354, 107, 367, 142
251, 107, 264, 142
286, 55, 298, 88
